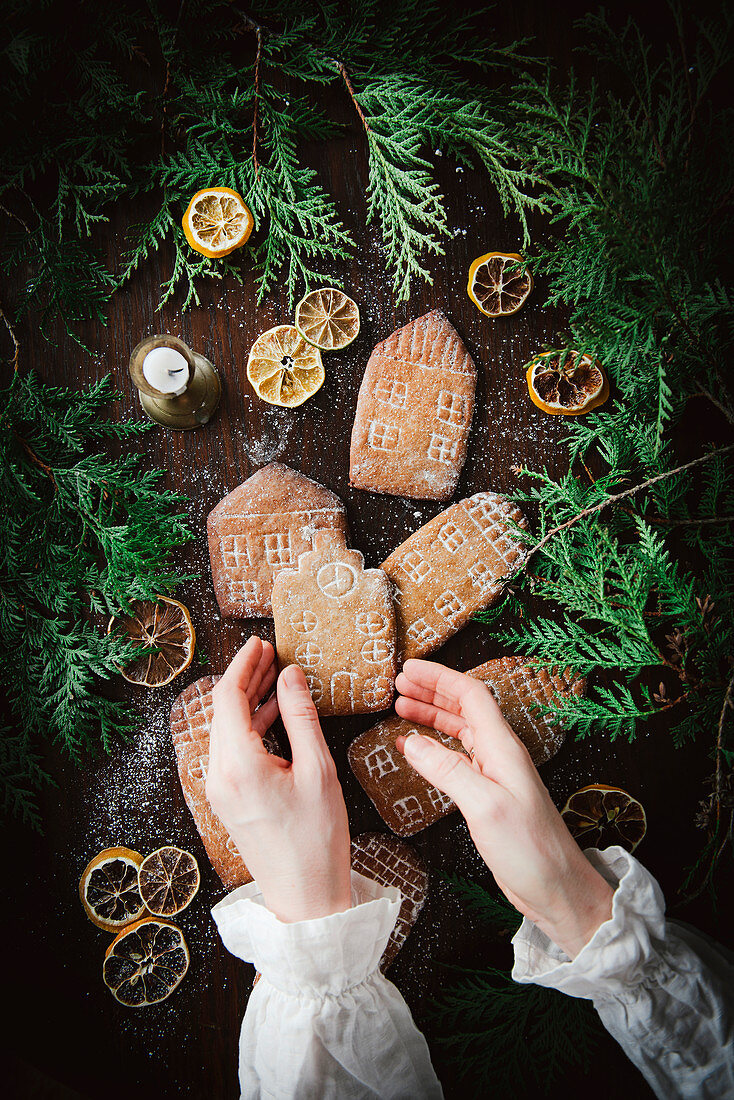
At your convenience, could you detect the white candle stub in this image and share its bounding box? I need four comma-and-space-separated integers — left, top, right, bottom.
142, 346, 190, 395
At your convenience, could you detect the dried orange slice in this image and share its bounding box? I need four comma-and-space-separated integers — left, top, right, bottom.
247, 325, 325, 407
295, 288, 360, 350
526, 350, 609, 415
108, 597, 195, 688
182, 187, 253, 259
103, 917, 189, 1007
467, 251, 533, 317
561, 784, 646, 852
138, 846, 200, 918
79, 847, 147, 932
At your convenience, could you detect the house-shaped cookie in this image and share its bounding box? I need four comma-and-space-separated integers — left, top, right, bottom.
207, 463, 348, 618
271, 532, 397, 716
349, 310, 477, 501
348, 658, 584, 836
170, 676, 279, 889
381, 491, 529, 660
350, 833, 428, 970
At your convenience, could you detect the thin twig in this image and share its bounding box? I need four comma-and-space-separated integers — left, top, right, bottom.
242, 14, 264, 178
715, 672, 734, 832
696, 385, 734, 426
645, 513, 734, 528
0, 307, 20, 372
13, 432, 57, 486
337, 62, 370, 133
515, 442, 734, 566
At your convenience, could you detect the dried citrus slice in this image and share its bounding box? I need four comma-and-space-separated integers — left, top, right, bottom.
138, 846, 200, 918
247, 324, 325, 407
108, 597, 195, 688
294, 288, 360, 350
467, 251, 533, 317
103, 917, 189, 1007
561, 784, 647, 852
79, 847, 147, 932
526, 350, 609, 415
182, 187, 254, 259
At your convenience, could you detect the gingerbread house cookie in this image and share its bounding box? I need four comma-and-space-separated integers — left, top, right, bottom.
348, 658, 584, 836
170, 676, 280, 889
350, 833, 428, 970
349, 310, 477, 501
271, 532, 397, 716
207, 463, 349, 618
381, 491, 529, 660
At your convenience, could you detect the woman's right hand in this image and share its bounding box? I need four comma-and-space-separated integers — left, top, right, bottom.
395, 659, 614, 958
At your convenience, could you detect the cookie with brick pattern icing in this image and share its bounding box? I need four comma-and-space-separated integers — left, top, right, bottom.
348, 658, 585, 836
207, 462, 349, 619
350, 832, 428, 970
272, 531, 397, 716
349, 310, 477, 501
381, 491, 529, 660
170, 675, 280, 889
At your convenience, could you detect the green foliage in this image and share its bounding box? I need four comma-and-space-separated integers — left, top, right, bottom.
431, 878, 600, 1095
2, 0, 541, 331
495, 5, 734, 894
0, 372, 194, 829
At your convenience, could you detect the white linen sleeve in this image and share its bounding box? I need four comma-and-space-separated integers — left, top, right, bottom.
212, 869, 443, 1100
511, 845, 734, 1100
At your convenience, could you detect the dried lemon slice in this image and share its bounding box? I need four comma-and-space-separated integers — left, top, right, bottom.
467, 251, 533, 317
138, 846, 200, 918
561, 784, 646, 852
108, 597, 195, 688
182, 187, 254, 259
103, 917, 189, 1007
295, 288, 360, 350
526, 350, 609, 415
247, 325, 325, 407
79, 847, 147, 932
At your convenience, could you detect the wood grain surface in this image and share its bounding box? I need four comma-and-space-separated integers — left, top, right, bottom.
4, 3, 730, 1098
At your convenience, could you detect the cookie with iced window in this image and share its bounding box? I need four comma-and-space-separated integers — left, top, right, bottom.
271, 532, 397, 716
350, 833, 428, 970
348, 658, 584, 836
207, 462, 349, 618
349, 310, 477, 501
381, 491, 529, 660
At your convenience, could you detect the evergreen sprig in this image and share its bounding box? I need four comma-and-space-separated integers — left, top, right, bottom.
0, 371, 194, 828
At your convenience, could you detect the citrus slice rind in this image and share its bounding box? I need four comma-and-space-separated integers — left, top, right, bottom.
103, 917, 189, 1007
561, 783, 646, 852
107, 597, 195, 688
138, 846, 200, 918
467, 251, 533, 318
247, 324, 325, 408
295, 288, 361, 350
79, 847, 147, 932
182, 187, 254, 259
526, 350, 609, 416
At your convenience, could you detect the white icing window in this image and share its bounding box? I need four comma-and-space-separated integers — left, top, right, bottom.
428, 786, 454, 812
228, 579, 258, 602
367, 421, 401, 451
374, 379, 408, 408
363, 677, 392, 706
188, 760, 207, 782
356, 610, 388, 636
360, 638, 394, 664
399, 550, 432, 584
406, 618, 440, 646
437, 390, 465, 425
393, 795, 424, 826
264, 531, 292, 565
220, 534, 248, 569
304, 672, 323, 704
295, 641, 322, 668
469, 560, 495, 592
438, 521, 466, 553
427, 433, 459, 464
290, 609, 319, 633
434, 590, 465, 621
364, 746, 399, 780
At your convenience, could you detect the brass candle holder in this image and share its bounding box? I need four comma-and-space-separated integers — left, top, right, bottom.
129, 334, 221, 430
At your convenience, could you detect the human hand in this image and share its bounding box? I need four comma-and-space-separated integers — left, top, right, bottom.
206, 637, 352, 923
395, 660, 614, 958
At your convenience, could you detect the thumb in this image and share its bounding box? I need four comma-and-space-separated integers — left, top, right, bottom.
399, 733, 489, 817
277, 663, 330, 766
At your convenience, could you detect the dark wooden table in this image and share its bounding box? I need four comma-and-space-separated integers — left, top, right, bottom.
5, 3, 731, 1097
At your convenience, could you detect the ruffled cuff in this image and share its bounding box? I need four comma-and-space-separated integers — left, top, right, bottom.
211, 870, 401, 997
511, 845, 669, 1002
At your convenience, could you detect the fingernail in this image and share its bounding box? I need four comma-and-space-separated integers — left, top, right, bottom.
404, 733, 429, 760
281, 664, 302, 688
